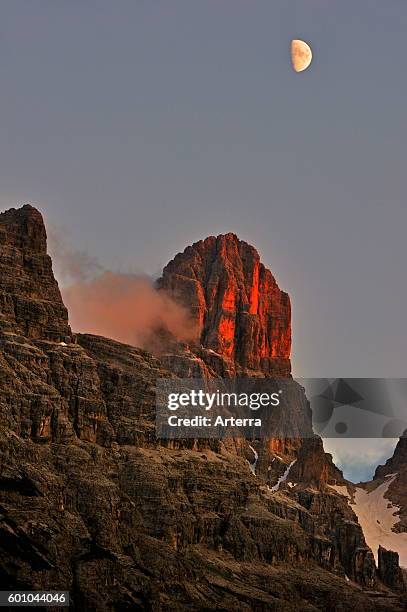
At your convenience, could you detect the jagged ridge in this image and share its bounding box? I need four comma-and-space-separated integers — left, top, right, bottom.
0, 206, 404, 610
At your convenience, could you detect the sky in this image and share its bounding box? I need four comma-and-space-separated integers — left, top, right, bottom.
0, 1, 406, 481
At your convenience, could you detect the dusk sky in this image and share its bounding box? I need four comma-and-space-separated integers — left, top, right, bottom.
0, 1, 405, 480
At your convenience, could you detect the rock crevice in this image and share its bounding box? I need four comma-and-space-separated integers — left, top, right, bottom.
158, 233, 291, 376
0, 207, 404, 610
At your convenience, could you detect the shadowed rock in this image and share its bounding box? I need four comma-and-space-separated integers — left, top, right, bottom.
0, 206, 404, 610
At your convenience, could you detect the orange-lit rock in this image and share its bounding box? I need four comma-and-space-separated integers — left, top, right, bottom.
158, 233, 291, 376
0, 206, 403, 606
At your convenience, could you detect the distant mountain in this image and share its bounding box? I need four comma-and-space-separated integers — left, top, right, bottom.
327, 432, 407, 590
0, 205, 404, 610
375, 430, 407, 536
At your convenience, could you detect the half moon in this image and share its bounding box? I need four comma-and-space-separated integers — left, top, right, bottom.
291, 39, 313, 73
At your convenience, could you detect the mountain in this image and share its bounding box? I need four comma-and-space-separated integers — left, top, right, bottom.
0, 205, 71, 341
375, 430, 407, 535
158, 233, 291, 377
0, 205, 405, 610
330, 432, 407, 589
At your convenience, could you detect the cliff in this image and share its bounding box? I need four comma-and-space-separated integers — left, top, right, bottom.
158, 233, 291, 376
0, 205, 71, 341
0, 206, 404, 610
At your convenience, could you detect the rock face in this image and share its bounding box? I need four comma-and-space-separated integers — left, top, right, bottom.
375, 431, 407, 481
374, 431, 407, 533
0, 205, 71, 341
158, 234, 291, 376
347, 430, 407, 576
325, 432, 407, 590
378, 546, 404, 590
0, 206, 405, 610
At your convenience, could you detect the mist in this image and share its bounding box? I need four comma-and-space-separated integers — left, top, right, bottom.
48, 224, 102, 282
62, 273, 198, 350
48, 226, 198, 351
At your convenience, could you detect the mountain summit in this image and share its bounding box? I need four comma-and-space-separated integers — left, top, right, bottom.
0, 205, 71, 340
0, 206, 404, 610
158, 233, 291, 377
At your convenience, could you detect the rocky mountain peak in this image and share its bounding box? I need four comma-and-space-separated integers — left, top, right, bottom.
0, 205, 71, 341
375, 431, 407, 480
0, 206, 405, 607
0, 204, 47, 252
370, 430, 407, 540
159, 233, 291, 376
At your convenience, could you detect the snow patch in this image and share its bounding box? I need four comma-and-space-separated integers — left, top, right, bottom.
350, 475, 407, 568
248, 445, 258, 476
270, 460, 296, 492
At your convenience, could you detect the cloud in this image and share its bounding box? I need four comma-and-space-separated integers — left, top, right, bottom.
48, 226, 198, 351
48, 224, 103, 283
61, 272, 198, 351
323, 438, 398, 483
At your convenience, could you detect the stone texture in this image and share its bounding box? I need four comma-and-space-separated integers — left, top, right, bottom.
374, 431, 407, 534
0, 205, 71, 341
0, 206, 405, 610
378, 546, 404, 590
158, 233, 291, 376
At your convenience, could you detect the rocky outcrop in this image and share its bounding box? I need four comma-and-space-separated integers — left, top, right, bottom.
0, 205, 71, 341
157, 234, 372, 579
158, 233, 291, 376
292, 436, 345, 486
0, 206, 405, 610
375, 431, 407, 481
378, 546, 404, 590
374, 431, 407, 534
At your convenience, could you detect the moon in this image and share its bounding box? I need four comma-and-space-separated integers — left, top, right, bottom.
291, 39, 313, 73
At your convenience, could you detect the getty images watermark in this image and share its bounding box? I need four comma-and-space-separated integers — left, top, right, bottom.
156, 378, 407, 440
167, 388, 281, 416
